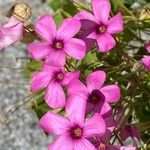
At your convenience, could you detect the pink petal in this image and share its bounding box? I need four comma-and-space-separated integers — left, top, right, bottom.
45, 81, 66, 109
31, 71, 52, 92
98, 102, 112, 118
74, 11, 96, 30
35, 14, 56, 42
45, 50, 65, 67
107, 13, 123, 34
92, 0, 111, 24
39, 111, 71, 135
64, 38, 86, 60
141, 56, 150, 71
57, 18, 81, 39
74, 10, 95, 22
62, 70, 80, 86
100, 85, 121, 102
97, 33, 116, 52
27, 42, 50, 60
48, 135, 73, 150
146, 42, 150, 53
68, 79, 88, 98
66, 95, 86, 126
87, 70, 106, 92
0, 17, 23, 47
74, 138, 96, 150
84, 113, 106, 138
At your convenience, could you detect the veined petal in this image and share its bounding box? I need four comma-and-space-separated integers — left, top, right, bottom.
87, 70, 106, 92
31, 71, 52, 92
68, 79, 88, 98
92, 0, 111, 24
84, 113, 106, 138
64, 38, 86, 60
100, 85, 121, 102
27, 42, 50, 60
45, 50, 65, 67
74, 138, 96, 150
48, 135, 73, 150
97, 33, 116, 52
35, 14, 56, 42
66, 95, 86, 126
107, 13, 123, 34
39, 111, 71, 135
57, 18, 81, 39
45, 81, 66, 109
62, 70, 80, 86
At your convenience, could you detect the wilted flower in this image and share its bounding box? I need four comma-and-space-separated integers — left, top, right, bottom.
0, 16, 23, 51
40, 95, 106, 150
31, 65, 80, 108
75, 0, 123, 52
68, 70, 121, 117
28, 14, 86, 67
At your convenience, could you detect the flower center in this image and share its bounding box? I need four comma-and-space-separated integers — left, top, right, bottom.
55, 72, 64, 81
89, 89, 105, 104
71, 127, 83, 139
98, 143, 106, 150
96, 24, 106, 34
53, 40, 63, 50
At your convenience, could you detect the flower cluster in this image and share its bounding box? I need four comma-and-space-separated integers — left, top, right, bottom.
26, 0, 137, 149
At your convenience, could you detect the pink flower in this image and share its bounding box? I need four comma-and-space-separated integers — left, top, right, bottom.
141, 56, 150, 71
31, 65, 80, 108
68, 70, 121, 117
75, 0, 123, 52
0, 16, 23, 51
28, 14, 86, 67
40, 95, 106, 150
120, 124, 140, 141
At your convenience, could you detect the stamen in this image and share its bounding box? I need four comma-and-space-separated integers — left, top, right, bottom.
71, 127, 83, 139
55, 72, 64, 81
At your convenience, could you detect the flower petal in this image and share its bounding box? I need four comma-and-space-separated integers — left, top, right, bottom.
35, 14, 56, 42
57, 18, 81, 39
74, 138, 96, 150
107, 13, 123, 34
92, 0, 111, 23
146, 42, 150, 53
74, 10, 96, 30
45, 50, 65, 67
31, 71, 52, 92
141, 56, 150, 71
68, 79, 88, 98
84, 113, 106, 138
27, 42, 50, 60
98, 102, 112, 118
48, 135, 73, 150
100, 85, 121, 102
97, 33, 116, 52
66, 95, 86, 126
45, 81, 66, 109
87, 70, 106, 92
64, 38, 86, 60
62, 71, 80, 86
39, 111, 71, 135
